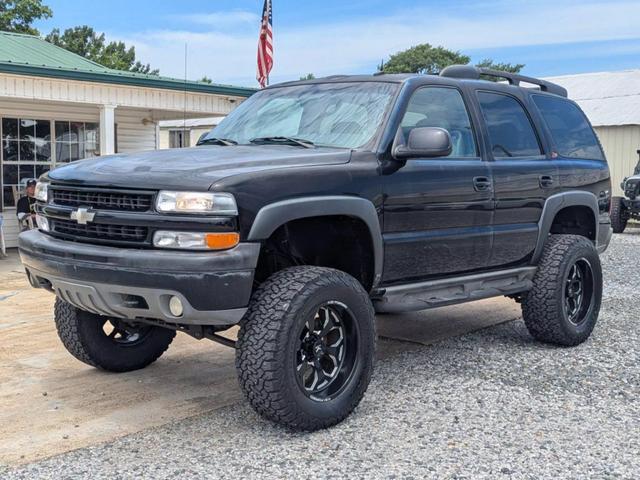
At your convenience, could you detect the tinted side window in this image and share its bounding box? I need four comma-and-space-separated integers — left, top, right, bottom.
532, 95, 604, 160
401, 87, 477, 157
477, 92, 542, 158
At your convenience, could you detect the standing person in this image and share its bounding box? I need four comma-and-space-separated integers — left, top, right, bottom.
16, 179, 37, 231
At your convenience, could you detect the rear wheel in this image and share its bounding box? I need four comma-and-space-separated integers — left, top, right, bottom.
236, 266, 376, 431
522, 234, 602, 346
610, 196, 628, 233
54, 298, 175, 372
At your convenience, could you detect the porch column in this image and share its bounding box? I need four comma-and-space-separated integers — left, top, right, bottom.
99, 104, 117, 155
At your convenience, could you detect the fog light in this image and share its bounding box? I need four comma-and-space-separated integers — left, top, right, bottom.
168, 296, 184, 317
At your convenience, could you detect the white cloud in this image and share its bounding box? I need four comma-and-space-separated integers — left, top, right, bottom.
115, 0, 640, 87
178, 11, 259, 29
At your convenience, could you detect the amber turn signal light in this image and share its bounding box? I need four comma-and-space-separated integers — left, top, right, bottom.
205, 232, 240, 250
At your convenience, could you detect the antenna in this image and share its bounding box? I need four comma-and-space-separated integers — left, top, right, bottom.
183, 43, 188, 147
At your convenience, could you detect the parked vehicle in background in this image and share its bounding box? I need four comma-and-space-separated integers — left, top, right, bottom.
19, 65, 612, 430
610, 149, 640, 233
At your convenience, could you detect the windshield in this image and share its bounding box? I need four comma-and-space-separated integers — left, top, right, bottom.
203, 82, 399, 149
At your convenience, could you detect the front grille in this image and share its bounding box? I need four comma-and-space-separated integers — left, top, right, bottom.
51, 219, 149, 244
51, 187, 153, 212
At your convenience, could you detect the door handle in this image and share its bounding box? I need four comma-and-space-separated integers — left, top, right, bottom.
539, 175, 554, 188
473, 176, 492, 192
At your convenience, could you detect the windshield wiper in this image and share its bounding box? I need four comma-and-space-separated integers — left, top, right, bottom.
249, 136, 315, 148
197, 137, 238, 146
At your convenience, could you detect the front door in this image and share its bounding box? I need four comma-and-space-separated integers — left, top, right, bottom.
475, 90, 559, 268
382, 85, 493, 284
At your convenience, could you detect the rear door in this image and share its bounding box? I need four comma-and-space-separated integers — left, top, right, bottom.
381, 85, 493, 284
475, 90, 559, 267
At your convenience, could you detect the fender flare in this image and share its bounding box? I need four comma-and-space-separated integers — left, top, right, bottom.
247, 196, 383, 287
531, 191, 600, 265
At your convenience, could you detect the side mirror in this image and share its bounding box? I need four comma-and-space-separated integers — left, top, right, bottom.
393, 127, 452, 159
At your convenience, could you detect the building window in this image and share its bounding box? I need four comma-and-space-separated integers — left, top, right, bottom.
1, 118, 100, 208
55, 121, 100, 162
169, 130, 190, 148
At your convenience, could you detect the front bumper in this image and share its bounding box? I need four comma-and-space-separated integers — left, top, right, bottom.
597, 213, 613, 254
19, 229, 260, 325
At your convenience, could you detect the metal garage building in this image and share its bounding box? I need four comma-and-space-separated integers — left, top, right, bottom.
0, 31, 253, 248
546, 70, 640, 195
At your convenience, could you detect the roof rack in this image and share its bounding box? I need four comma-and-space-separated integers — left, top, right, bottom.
439, 65, 568, 98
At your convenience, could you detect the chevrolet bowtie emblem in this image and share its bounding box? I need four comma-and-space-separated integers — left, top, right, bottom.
70, 208, 96, 225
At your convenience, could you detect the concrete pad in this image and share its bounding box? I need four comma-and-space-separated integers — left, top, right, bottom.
0, 249, 522, 466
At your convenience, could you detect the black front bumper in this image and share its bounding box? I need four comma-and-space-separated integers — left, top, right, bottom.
19, 230, 260, 325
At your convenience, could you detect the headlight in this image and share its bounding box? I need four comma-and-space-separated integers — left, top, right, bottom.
34, 182, 48, 202
153, 231, 240, 250
35, 214, 50, 232
156, 191, 237, 215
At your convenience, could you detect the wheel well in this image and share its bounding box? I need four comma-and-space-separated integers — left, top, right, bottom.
254, 215, 375, 292
549, 206, 596, 240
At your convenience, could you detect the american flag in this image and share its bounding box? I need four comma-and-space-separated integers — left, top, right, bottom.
256, 0, 273, 88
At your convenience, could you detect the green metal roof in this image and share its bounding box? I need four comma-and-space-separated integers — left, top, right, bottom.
0, 31, 255, 97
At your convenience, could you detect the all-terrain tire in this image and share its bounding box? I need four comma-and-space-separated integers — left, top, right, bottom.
236, 266, 376, 431
54, 298, 175, 372
522, 234, 602, 346
610, 196, 627, 233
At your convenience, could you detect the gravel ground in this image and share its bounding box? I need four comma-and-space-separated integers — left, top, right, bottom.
2, 230, 639, 480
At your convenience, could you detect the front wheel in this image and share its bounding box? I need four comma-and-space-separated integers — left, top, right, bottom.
522, 234, 602, 346
54, 298, 176, 372
236, 267, 376, 431
610, 196, 628, 233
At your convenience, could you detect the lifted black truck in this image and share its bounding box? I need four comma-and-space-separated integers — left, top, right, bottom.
19, 65, 612, 431
610, 149, 640, 233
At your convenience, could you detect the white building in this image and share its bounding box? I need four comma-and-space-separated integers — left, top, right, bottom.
546, 70, 640, 195
0, 31, 253, 248
158, 116, 225, 149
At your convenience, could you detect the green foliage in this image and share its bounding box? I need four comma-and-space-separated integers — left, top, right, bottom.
475, 58, 525, 74
378, 44, 525, 78
299, 73, 316, 80
199, 76, 213, 84
0, 0, 52, 35
45, 25, 159, 75
379, 44, 470, 75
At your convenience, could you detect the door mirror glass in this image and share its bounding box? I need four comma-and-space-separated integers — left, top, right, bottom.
393, 127, 452, 159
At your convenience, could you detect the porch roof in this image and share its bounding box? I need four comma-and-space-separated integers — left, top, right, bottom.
0, 31, 255, 98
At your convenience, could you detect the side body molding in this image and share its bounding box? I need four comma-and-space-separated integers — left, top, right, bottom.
530, 191, 600, 265
248, 196, 384, 287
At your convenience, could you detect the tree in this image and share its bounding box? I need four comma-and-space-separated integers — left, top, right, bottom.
299, 73, 315, 80
475, 58, 524, 74
199, 76, 213, 84
45, 26, 159, 75
0, 0, 52, 35
378, 44, 525, 77
379, 44, 470, 75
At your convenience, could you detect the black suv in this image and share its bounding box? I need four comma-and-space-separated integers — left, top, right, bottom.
610, 149, 640, 233
19, 66, 612, 431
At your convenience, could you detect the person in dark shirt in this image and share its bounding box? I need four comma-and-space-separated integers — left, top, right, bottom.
16, 179, 37, 230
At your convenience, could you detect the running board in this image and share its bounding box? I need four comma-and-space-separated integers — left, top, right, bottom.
373, 267, 537, 313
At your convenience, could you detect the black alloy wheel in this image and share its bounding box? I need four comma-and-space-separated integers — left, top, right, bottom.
564, 258, 595, 326
295, 302, 359, 401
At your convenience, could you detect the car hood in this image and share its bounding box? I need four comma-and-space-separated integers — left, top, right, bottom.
47, 145, 351, 190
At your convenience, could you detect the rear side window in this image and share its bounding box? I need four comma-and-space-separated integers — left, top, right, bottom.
532, 95, 604, 161
477, 91, 542, 158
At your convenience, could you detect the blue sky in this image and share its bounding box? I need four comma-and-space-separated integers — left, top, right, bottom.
34, 0, 640, 86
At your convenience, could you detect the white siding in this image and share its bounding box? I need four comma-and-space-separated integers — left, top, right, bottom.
115, 109, 157, 153
0, 73, 243, 116
594, 125, 640, 195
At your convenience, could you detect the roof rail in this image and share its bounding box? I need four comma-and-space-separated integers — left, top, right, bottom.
439, 65, 568, 98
